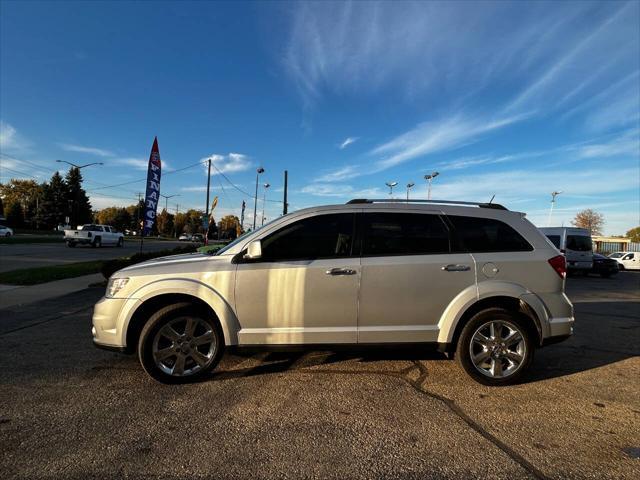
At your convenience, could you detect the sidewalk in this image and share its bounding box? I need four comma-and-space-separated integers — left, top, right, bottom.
0, 273, 104, 310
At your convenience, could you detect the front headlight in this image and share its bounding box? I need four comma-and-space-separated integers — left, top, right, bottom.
106, 277, 129, 298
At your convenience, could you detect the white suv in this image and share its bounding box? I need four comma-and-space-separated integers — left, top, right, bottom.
92, 199, 574, 386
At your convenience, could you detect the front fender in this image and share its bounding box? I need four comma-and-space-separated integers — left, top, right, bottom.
436, 281, 546, 345
117, 278, 241, 347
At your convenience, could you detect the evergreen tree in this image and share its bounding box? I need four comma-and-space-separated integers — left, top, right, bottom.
37, 172, 69, 229
65, 167, 93, 226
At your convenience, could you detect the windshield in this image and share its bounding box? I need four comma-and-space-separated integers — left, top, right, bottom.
566, 235, 592, 252
608, 252, 623, 258
214, 217, 282, 255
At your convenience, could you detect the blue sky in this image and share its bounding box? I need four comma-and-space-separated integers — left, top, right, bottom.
1, 0, 638, 234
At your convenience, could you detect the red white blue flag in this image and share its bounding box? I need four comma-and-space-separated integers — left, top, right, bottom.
143, 137, 161, 236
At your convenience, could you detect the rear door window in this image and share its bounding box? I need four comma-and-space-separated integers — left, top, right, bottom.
566, 235, 592, 252
448, 215, 533, 253
361, 212, 450, 256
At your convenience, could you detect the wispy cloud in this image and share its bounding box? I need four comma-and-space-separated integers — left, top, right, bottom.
202, 153, 252, 175
59, 143, 114, 157
339, 137, 358, 149
577, 129, 639, 159
0, 122, 30, 153
300, 183, 383, 198
315, 164, 361, 182
114, 157, 173, 171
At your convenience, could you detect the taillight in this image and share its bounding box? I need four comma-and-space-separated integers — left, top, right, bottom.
548, 255, 566, 278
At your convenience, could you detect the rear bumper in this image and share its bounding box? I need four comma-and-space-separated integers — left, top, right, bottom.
548, 316, 574, 338
567, 261, 592, 270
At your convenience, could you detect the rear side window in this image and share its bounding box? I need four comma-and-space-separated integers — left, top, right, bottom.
566, 235, 592, 252
546, 235, 561, 249
261, 213, 354, 261
361, 213, 450, 256
448, 215, 533, 253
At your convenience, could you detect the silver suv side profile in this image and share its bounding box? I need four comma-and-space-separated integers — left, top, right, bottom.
92, 199, 574, 386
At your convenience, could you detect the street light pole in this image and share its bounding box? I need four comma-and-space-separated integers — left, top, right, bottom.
424, 171, 439, 200
548, 191, 562, 226
253, 167, 264, 230
261, 183, 270, 226
406, 182, 415, 202
385, 181, 398, 198
55, 160, 104, 169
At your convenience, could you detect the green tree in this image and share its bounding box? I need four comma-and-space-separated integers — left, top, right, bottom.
156, 209, 174, 236
5, 201, 23, 227
174, 212, 187, 236
0, 179, 42, 228
183, 209, 205, 234
626, 226, 640, 242
65, 167, 92, 226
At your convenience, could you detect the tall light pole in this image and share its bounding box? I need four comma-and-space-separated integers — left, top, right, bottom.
424, 171, 439, 200
385, 181, 398, 198
261, 183, 270, 226
160, 193, 180, 212
548, 191, 562, 226
406, 182, 415, 202
55, 160, 104, 169
253, 167, 264, 230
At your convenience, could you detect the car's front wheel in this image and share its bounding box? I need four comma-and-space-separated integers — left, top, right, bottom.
456, 308, 534, 386
138, 302, 224, 384
117, 237, 124, 248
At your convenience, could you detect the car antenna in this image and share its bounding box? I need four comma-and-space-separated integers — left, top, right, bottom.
488, 194, 495, 204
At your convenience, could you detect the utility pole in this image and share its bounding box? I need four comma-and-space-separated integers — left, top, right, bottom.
253, 167, 264, 230
261, 183, 270, 226
547, 191, 562, 227
160, 193, 180, 212
283, 170, 289, 215
240, 200, 246, 231
205, 157, 212, 227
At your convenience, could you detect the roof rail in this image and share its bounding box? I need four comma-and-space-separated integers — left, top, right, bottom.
346, 198, 508, 210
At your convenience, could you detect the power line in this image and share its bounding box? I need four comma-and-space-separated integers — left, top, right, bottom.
209, 161, 284, 203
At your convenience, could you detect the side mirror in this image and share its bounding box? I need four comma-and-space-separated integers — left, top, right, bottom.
244, 240, 262, 260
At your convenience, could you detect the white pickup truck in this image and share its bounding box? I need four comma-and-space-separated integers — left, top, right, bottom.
64, 224, 124, 248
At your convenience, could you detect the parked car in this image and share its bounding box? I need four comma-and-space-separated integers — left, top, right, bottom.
92, 199, 574, 386
539, 227, 593, 274
64, 224, 124, 248
178, 233, 192, 241
191, 233, 204, 243
608, 251, 640, 271
590, 253, 619, 277
0, 225, 14, 237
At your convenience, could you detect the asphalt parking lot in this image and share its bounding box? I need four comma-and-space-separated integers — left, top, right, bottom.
1, 273, 638, 479
0, 239, 188, 272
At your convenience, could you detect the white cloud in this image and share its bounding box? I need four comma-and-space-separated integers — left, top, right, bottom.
0, 122, 29, 153
59, 143, 114, 157
114, 157, 173, 171
315, 164, 361, 182
339, 137, 358, 149
577, 130, 640, 159
202, 153, 253, 175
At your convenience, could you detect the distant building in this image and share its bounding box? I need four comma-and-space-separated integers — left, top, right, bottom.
592, 236, 637, 253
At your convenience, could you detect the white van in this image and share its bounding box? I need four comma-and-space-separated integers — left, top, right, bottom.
539, 227, 593, 273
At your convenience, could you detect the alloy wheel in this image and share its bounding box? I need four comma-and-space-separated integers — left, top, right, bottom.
469, 320, 527, 379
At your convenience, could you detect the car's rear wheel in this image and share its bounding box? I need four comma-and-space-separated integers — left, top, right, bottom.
138, 302, 224, 384
4, 232, 10, 237
92, 237, 102, 248
66, 241, 76, 248
117, 237, 124, 247
456, 308, 534, 386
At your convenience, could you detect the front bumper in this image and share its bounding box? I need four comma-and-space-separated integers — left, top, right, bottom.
92, 296, 128, 350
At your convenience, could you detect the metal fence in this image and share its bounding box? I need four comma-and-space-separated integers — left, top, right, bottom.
595, 241, 640, 254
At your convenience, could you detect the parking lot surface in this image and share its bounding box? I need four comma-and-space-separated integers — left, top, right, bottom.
1, 273, 638, 479
0, 240, 188, 272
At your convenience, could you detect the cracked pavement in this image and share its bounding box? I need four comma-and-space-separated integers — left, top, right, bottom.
1, 274, 638, 479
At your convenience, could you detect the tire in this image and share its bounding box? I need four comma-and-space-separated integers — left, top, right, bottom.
67, 241, 76, 248
5, 232, 10, 237
618, 264, 625, 271
117, 237, 124, 248
456, 308, 534, 386
138, 302, 224, 384
92, 237, 102, 248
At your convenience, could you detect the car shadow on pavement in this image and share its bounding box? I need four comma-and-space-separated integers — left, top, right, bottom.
527, 299, 639, 383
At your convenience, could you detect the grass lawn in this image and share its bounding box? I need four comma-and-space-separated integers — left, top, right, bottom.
0, 261, 104, 285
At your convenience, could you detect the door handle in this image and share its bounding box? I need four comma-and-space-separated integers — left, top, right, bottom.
326, 267, 357, 276
442, 264, 471, 272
